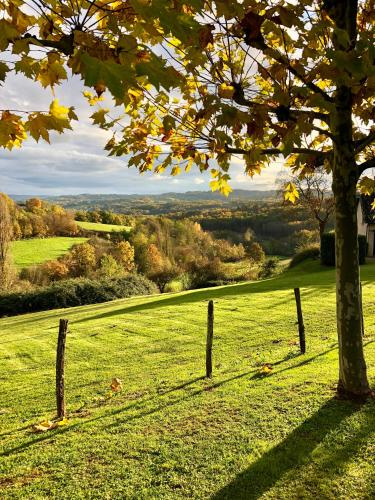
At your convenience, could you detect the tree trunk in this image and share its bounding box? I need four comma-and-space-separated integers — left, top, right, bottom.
318, 220, 326, 238
331, 88, 370, 399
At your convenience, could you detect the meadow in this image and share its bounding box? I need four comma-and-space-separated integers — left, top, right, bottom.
76, 221, 131, 233
11, 237, 88, 268
0, 260, 374, 498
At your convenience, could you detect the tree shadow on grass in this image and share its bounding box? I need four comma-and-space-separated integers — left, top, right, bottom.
0, 345, 341, 451
212, 398, 364, 500
71, 281, 332, 326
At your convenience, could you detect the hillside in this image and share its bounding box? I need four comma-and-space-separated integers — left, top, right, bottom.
11, 237, 88, 268
12, 190, 277, 215
1, 260, 374, 498
76, 221, 131, 233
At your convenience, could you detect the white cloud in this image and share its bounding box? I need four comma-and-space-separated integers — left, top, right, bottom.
0, 71, 282, 195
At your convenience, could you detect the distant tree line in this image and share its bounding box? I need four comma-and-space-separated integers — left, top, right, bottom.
75, 209, 135, 227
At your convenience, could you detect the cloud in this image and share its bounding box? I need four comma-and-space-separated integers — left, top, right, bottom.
0, 71, 282, 195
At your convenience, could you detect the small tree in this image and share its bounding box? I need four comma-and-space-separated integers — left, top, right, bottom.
148, 264, 181, 293
247, 242, 266, 263
67, 243, 96, 277
98, 254, 124, 278
0, 194, 14, 290
114, 241, 135, 272
278, 167, 334, 237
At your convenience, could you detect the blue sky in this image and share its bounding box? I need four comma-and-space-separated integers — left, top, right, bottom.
0, 71, 284, 195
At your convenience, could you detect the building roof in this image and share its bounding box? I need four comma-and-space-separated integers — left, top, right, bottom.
360, 194, 375, 224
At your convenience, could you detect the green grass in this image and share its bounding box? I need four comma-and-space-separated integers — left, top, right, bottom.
11, 237, 88, 268
76, 221, 131, 233
1, 260, 374, 498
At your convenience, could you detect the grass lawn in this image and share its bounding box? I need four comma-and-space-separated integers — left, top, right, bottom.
11, 237, 88, 268
76, 221, 131, 233
0, 260, 374, 498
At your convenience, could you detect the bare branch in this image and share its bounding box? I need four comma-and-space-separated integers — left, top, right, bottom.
225, 146, 330, 156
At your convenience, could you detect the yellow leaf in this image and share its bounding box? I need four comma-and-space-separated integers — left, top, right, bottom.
218, 83, 235, 99
110, 377, 123, 392
56, 417, 69, 427
49, 99, 69, 120
284, 182, 299, 204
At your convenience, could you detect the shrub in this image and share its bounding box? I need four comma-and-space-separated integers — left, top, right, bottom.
0, 274, 158, 317
289, 244, 320, 268
98, 254, 124, 278
42, 259, 70, 281
321, 232, 366, 266
259, 258, 278, 279
187, 257, 225, 289
246, 241, 266, 263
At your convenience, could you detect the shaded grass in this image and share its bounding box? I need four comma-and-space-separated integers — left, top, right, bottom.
0, 260, 374, 499
11, 237, 88, 268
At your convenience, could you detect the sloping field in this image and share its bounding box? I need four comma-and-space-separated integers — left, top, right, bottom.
76, 221, 131, 233
1, 261, 374, 499
11, 237, 88, 268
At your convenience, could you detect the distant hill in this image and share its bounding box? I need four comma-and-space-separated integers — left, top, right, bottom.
9, 190, 277, 215
11, 190, 275, 203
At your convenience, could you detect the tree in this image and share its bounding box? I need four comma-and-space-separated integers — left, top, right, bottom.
0, 194, 14, 290
246, 242, 266, 263
1, 1, 374, 398
113, 241, 135, 272
67, 242, 96, 276
278, 167, 334, 237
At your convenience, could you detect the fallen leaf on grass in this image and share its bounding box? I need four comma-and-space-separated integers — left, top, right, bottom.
259, 364, 273, 374
111, 377, 123, 392
32, 418, 69, 433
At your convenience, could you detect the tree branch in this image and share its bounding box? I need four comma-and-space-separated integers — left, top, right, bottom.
23, 33, 75, 55
264, 46, 334, 104
225, 146, 330, 156
231, 90, 330, 124
355, 131, 375, 154
358, 157, 375, 176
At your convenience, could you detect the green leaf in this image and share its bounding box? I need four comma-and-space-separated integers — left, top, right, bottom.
0, 62, 9, 82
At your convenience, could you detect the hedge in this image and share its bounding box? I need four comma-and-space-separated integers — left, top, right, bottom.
289, 245, 320, 268
0, 274, 158, 317
321, 232, 367, 266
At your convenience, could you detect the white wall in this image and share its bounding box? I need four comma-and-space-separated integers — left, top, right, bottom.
357, 201, 367, 236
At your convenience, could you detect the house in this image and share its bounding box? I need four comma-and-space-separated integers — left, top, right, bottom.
357, 194, 375, 256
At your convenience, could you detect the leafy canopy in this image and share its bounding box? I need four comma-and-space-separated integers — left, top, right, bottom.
0, 1, 374, 197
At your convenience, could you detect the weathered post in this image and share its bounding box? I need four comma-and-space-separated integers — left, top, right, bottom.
206, 300, 214, 378
360, 282, 364, 337
56, 319, 68, 418
294, 288, 306, 354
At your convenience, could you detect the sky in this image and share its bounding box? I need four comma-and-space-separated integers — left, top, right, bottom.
0, 71, 285, 196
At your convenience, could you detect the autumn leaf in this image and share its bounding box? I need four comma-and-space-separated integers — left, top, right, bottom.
198, 24, 214, 48
111, 377, 123, 392
284, 182, 300, 204
218, 83, 235, 99
49, 99, 69, 120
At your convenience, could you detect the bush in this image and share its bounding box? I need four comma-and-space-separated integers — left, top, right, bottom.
321, 232, 366, 266
289, 244, 320, 268
0, 274, 158, 317
259, 258, 278, 279
187, 257, 225, 289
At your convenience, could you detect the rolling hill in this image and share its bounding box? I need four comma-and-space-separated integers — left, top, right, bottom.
11, 237, 88, 268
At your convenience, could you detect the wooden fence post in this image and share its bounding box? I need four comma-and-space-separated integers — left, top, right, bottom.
293, 288, 306, 354
56, 319, 68, 418
360, 282, 364, 337
206, 300, 214, 378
